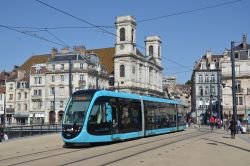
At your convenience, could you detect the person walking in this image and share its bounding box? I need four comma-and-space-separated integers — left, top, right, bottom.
210, 116, 215, 131
229, 118, 237, 139
0, 124, 3, 142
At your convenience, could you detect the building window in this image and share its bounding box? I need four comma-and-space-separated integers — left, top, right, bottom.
132, 66, 135, 74
51, 75, 55, 82
158, 46, 160, 57
38, 89, 42, 96
9, 84, 13, 90
36, 69, 41, 74
50, 87, 55, 95
25, 92, 27, 99
120, 65, 125, 77
60, 101, 64, 108
205, 75, 209, 83
59, 87, 64, 95
34, 77, 42, 84
80, 63, 83, 69
9, 94, 13, 100
24, 104, 27, 111
235, 80, 241, 92
120, 28, 125, 41
236, 96, 243, 105
211, 86, 215, 95
18, 104, 21, 111
234, 52, 239, 59
198, 75, 203, 83
149, 45, 153, 56
60, 75, 64, 82
80, 74, 84, 81
18, 93, 21, 100
131, 28, 134, 42
60, 64, 64, 70
211, 74, 215, 82
199, 86, 203, 96
50, 101, 55, 109
205, 86, 209, 95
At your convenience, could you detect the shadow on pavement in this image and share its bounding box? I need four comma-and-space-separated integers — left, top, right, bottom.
203, 138, 250, 153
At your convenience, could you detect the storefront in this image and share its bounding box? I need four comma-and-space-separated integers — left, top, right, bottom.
29, 113, 44, 124
14, 112, 29, 125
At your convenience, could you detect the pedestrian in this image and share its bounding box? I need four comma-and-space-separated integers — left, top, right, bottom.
229, 118, 237, 139
210, 116, 215, 131
0, 124, 3, 142
237, 119, 241, 134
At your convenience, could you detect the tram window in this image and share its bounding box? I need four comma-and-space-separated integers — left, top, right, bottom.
177, 105, 186, 126
118, 98, 142, 133
87, 97, 112, 135
144, 101, 177, 129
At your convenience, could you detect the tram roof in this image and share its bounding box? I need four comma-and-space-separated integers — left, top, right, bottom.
73, 90, 181, 105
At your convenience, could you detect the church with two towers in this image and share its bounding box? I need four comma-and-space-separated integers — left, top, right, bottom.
113, 15, 163, 97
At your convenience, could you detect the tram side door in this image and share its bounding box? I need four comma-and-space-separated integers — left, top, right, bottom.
176, 104, 179, 131
111, 107, 119, 140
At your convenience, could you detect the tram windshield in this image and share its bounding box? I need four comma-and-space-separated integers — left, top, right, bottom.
63, 95, 91, 125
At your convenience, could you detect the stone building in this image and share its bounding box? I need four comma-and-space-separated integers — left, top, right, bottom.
43, 47, 109, 124
113, 16, 163, 97
191, 51, 223, 121
221, 34, 250, 120
3, 15, 165, 124
0, 86, 5, 124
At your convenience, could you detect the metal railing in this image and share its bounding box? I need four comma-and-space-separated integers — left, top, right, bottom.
3, 123, 62, 140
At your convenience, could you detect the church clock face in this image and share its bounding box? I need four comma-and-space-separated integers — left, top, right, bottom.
120, 44, 124, 50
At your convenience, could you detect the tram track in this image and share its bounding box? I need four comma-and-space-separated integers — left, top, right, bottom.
2, 130, 212, 166
62, 131, 212, 166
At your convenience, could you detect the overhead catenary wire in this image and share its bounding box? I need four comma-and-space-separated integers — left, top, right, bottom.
0, 24, 67, 47
35, 0, 117, 37
45, 29, 68, 46
34, 0, 242, 70
137, 0, 242, 23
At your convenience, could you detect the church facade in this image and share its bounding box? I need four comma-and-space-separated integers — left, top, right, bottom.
113, 16, 163, 97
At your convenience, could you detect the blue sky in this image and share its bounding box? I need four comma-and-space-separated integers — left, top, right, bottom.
0, 0, 249, 83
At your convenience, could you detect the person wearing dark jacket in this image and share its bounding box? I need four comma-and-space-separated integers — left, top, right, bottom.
229, 118, 237, 139
0, 124, 3, 142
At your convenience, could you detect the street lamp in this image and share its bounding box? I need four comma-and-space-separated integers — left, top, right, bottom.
231, 41, 237, 122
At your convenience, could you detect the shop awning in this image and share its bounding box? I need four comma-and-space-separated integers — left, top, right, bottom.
14, 112, 29, 118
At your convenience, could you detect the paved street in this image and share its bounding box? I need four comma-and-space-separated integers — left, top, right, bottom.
0, 127, 249, 166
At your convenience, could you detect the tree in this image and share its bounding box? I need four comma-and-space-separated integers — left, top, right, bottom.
185, 80, 192, 85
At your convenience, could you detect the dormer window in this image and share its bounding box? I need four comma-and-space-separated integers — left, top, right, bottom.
234, 52, 239, 59
201, 64, 206, 70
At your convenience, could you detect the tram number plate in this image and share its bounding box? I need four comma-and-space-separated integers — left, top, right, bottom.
66, 134, 71, 137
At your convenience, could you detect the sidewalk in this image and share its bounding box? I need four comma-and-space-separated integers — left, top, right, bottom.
136, 127, 250, 166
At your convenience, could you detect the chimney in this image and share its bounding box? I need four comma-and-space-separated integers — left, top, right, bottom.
73, 45, 86, 55
243, 33, 247, 49
61, 47, 69, 54
51, 47, 58, 58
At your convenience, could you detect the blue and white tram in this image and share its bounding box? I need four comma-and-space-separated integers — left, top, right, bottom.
62, 90, 186, 145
